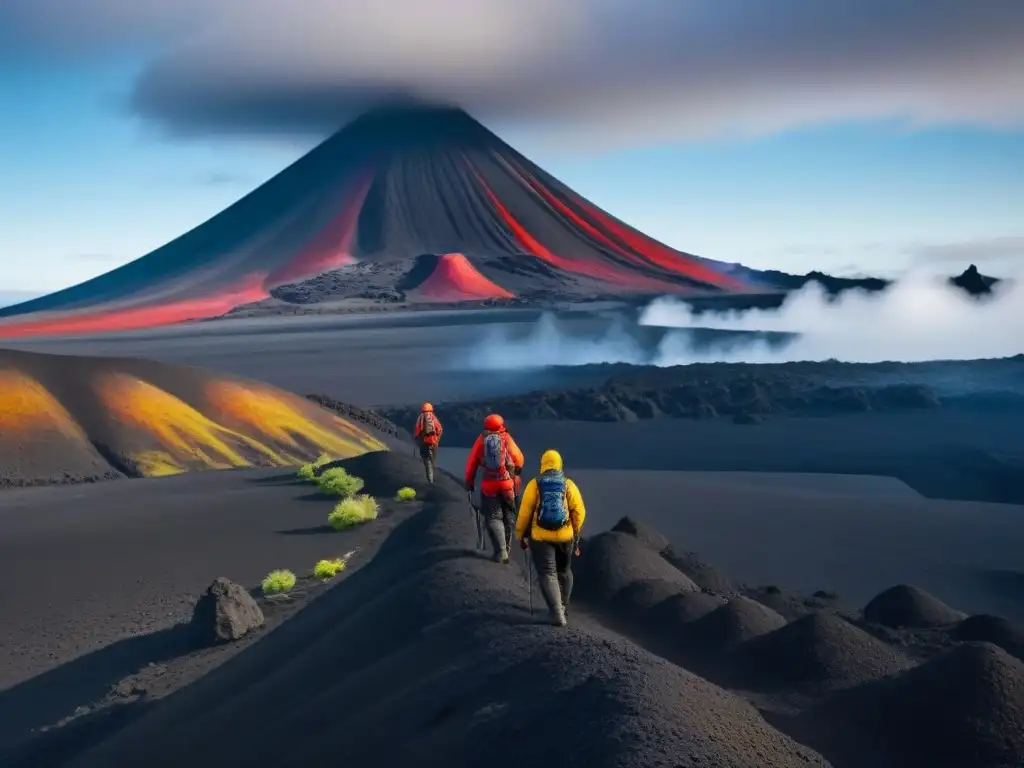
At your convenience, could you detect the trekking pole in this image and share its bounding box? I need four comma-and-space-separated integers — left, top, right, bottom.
467, 492, 484, 550
467, 492, 477, 547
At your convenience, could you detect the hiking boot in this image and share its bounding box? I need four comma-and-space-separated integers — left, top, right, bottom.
500, 552, 510, 565
538, 574, 566, 625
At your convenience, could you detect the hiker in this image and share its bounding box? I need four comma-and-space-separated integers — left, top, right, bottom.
516, 449, 585, 627
464, 413, 524, 564
413, 402, 443, 484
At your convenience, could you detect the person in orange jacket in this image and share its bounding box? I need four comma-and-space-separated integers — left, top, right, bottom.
413, 403, 443, 484
464, 413, 525, 563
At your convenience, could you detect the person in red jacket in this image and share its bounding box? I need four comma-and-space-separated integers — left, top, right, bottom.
413, 402, 443, 484
464, 413, 525, 563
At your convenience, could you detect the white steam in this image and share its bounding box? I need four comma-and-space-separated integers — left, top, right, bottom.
469, 313, 649, 370
643, 273, 1023, 363
467, 273, 1023, 370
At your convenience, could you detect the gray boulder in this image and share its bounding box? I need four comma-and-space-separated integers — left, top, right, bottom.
191, 577, 265, 644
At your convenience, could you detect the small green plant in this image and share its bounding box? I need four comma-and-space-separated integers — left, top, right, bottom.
262, 569, 297, 595
313, 558, 346, 580
328, 494, 380, 531
395, 486, 416, 501
316, 468, 364, 498
297, 453, 333, 481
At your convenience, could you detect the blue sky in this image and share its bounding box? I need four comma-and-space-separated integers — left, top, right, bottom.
1, 1, 1023, 295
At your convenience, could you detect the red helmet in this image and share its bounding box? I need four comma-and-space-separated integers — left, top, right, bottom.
421, 402, 434, 413
483, 413, 504, 432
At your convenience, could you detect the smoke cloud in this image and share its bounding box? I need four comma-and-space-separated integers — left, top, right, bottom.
3, 0, 1023, 144
467, 274, 1023, 370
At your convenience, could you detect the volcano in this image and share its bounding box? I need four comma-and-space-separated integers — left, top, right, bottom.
0, 105, 753, 338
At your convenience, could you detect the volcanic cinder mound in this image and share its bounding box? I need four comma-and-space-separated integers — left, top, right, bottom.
400, 252, 515, 302
610, 515, 738, 593
863, 584, 967, 629
685, 597, 789, 651
733, 613, 913, 693
803, 642, 1024, 767
953, 614, 1024, 661
0, 105, 751, 338
574, 531, 700, 601
0, 348, 386, 485
572, 517, 1024, 764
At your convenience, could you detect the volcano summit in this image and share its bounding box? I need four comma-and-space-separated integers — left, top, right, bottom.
0, 105, 752, 338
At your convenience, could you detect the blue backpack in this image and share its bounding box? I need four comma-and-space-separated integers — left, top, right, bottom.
535, 470, 569, 531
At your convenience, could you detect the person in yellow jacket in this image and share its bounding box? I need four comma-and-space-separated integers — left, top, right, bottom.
515, 449, 586, 627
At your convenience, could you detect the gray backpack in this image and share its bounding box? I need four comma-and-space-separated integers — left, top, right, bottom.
482, 432, 509, 478
421, 413, 436, 436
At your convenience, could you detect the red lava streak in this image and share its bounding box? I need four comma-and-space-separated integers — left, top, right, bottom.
0, 276, 270, 338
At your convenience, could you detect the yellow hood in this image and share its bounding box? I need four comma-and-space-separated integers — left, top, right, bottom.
540, 449, 563, 473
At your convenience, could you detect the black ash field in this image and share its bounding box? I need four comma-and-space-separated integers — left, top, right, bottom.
2, 309, 1024, 767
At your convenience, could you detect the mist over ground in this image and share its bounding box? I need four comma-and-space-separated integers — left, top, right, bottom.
467, 273, 1023, 369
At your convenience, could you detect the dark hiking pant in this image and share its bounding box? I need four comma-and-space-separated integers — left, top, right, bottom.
418, 443, 436, 484
531, 540, 574, 617
480, 490, 516, 561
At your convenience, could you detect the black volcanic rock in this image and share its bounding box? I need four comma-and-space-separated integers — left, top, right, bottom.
950, 264, 999, 296
191, 577, 264, 644
375, 359, 965, 428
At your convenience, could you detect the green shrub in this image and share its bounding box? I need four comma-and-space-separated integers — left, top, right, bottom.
395, 486, 416, 501
262, 569, 297, 595
328, 494, 380, 530
313, 558, 346, 580
316, 468, 364, 498
296, 452, 332, 481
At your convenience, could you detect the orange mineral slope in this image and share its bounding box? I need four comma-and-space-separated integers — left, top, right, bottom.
0, 368, 116, 484
407, 253, 515, 303
0, 348, 388, 485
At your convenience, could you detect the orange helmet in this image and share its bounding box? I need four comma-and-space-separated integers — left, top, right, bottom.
483, 413, 504, 432
421, 402, 433, 413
